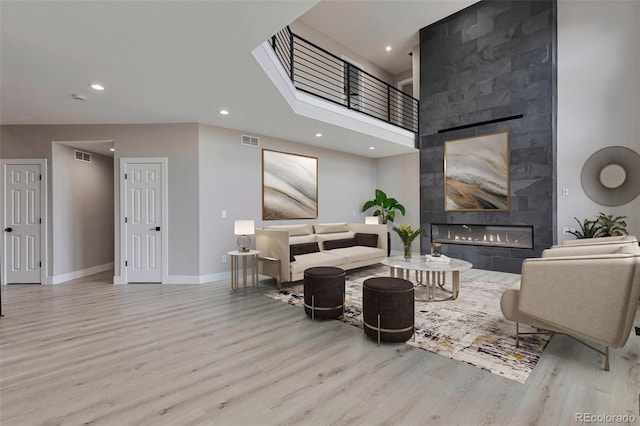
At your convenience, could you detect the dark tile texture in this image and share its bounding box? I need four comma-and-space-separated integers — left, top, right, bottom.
419, 0, 558, 273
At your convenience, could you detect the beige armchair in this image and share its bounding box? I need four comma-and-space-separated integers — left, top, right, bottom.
501, 236, 640, 371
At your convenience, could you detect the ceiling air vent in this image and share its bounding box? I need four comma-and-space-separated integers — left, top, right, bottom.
241, 135, 260, 147
74, 149, 91, 163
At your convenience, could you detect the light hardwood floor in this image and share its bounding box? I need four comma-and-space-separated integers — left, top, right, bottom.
1, 268, 638, 425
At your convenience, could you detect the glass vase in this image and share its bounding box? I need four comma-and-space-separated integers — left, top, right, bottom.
403, 243, 412, 261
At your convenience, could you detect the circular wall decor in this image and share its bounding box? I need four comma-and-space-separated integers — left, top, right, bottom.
581, 146, 640, 206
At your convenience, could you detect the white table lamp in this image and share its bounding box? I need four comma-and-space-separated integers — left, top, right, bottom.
234, 220, 255, 252
365, 216, 379, 225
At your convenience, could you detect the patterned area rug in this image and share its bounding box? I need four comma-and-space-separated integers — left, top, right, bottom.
263, 265, 550, 383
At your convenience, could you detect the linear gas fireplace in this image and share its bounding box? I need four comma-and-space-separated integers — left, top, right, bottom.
431, 223, 534, 250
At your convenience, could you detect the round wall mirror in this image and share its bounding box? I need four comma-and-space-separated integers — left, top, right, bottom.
581, 146, 640, 206
598, 163, 626, 189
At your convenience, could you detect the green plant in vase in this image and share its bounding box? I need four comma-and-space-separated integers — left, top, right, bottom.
392, 224, 424, 261
361, 189, 406, 224
595, 213, 628, 236
567, 213, 628, 239
567, 217, 602, 239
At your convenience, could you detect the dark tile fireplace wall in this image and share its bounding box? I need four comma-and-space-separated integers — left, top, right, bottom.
419, 0, 557, 274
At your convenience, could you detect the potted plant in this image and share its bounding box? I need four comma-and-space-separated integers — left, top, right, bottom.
361, 189, 406, 224
567, 217, 602, 239
567, 213, 628, 239
392, 224, 424, 261
595, 213, 628, 237
362, 189, 407, 256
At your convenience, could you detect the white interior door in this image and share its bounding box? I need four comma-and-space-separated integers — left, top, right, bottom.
125, 163, 162, 283
3, 164, 41, 283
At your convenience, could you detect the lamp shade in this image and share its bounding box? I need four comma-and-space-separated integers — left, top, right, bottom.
365, 216, 379, 225
234, 220, 255, 235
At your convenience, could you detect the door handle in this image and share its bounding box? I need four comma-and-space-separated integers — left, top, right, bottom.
4, 227, 12, 232
149, 226, 160, 231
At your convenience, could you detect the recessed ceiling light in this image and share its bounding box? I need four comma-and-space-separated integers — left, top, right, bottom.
89, 83, 105, 91
109, 148, 115, 152
315, 133, 322, 137
219, 109, 229, 115
385, 46, 392, 52
369, 146, 375, 150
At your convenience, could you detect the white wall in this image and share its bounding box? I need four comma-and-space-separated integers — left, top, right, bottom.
198, 123, 378, 277
557, 0, 640, 240
52, 143, 114, 277
1, 123, 200, 281
375, 152, 420, 254
290, 20, 394, 84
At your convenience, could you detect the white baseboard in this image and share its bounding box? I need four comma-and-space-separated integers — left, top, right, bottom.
198, 272, 230, 284
51, 262, 114, 285
162, 272, 229, 284
113, 275, 127, 285
109, 272, 231, 285
162, 275, 201, 284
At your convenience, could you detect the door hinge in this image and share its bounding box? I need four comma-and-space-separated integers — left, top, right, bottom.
39, 174, 42, 181
39, 261, 42, 267
124, 173, 127, 179
39, 218, 42, 224
125, 260, 128, 267
125, 217, 128, 223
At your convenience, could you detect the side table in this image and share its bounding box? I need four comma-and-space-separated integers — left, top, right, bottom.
228, 250, 260, 292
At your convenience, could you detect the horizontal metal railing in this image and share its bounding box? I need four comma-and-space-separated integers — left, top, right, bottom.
271, 27, 418, 133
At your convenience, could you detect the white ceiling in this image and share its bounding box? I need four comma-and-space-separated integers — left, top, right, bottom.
0, 1, 473, 158
300, 0, 477, 75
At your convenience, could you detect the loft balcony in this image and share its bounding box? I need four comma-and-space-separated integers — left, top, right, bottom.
269, 27, 418, 134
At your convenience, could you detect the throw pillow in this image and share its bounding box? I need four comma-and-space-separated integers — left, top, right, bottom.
290, 242, 320, 261
323, 238, 356, 250
355, 233, 378, 248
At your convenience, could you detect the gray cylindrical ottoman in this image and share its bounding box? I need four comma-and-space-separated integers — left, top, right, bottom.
303, 266, 346, 320
363, 277, 414, 344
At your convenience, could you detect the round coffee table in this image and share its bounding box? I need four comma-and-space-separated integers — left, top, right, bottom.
381, 256, 473, 302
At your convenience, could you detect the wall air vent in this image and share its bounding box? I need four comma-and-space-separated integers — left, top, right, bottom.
74, 149, 91, 163
241, 135, 260, 147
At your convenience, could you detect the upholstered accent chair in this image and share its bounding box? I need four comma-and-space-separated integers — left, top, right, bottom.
501, 236, 640, 371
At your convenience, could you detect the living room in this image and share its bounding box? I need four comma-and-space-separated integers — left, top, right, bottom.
1, 1, 639, 424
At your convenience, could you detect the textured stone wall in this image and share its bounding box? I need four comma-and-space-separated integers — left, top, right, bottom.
419, 0, 557, 273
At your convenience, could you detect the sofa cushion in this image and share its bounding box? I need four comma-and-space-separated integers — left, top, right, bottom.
355, 232, 379, 248
289, 234, 317, 245
325, 246, 386, 263
290, 242, 320, 262
317, 232, 356, 250
323, 238, 357, 250
265, 224, 314, 236
314, 223, 349, 234
290, 252, 347, 274
500, 281, 558, 330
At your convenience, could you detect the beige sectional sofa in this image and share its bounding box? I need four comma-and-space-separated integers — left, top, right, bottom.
256, 222, 388, 285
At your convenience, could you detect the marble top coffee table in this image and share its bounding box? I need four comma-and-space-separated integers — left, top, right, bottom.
381, 256, 473, 302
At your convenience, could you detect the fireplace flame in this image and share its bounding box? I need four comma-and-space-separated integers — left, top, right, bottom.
433, 225, 532, 249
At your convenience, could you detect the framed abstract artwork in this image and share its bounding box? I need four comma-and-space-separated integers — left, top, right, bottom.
262, 149, 318, 220
444, 131, 510, 211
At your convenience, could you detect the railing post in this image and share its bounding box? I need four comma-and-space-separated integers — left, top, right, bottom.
387, 85, 391, 124
415, 99, 420, 134
346, 62, 351, 110
271, 35, 276, 51
289, 31, 294, 82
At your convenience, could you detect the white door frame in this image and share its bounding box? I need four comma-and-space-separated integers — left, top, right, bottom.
0, 158, 48, 285
396, 77, 414, 128
341, 55, 365, 110
118, 157, 168, 284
